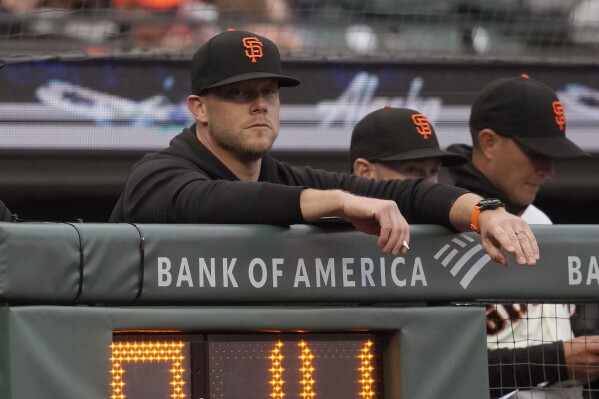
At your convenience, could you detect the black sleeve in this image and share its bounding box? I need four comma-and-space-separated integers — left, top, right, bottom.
110, 155, 305, 224
487, 342, 569, 398
570, 304, 599, 399
111, 154, 469, 227
0, 200, 12, 222
283, 166, 469, 229
571, 303, 599, 337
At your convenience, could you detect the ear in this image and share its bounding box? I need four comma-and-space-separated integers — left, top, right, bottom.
187, 95, 208, 124
353, 158, 376, 178
476, 129, 499, 159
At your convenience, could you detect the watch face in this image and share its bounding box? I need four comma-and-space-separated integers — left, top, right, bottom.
478, 198, 504, 210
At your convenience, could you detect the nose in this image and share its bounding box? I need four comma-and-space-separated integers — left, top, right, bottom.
423, 172, 437, 183
421, 167, 439, 183
250, 93, 268, 114
535, 156, 555, 179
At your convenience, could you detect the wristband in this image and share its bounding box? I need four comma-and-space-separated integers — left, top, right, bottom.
470, 198, 505, 233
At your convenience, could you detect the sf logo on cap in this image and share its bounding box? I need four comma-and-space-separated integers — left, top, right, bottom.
411, 114, 432, 140
552, 101, 565, 131
242, 37, 263, 63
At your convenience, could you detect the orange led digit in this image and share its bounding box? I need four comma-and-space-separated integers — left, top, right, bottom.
269, 340, 285, 399
110, 341, 186, 399
298, 340, 316, 399
358, 340, 375, 399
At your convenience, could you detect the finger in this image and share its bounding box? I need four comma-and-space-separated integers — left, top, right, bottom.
488, 227, 530, 265
376, 202, 408, 255
389, 216, 410, 256
481, 237, 508, 267
377, 224, 392, 251
389, 230, 409, 256
377, 216, 397, 253
514, 229, 537, 266
381, 222, 401, 255
400, 239, 410, 255
376, 207, 398, 254
525, 228, 540, 260
507, 230, 528, 265
399, 228, 410, 255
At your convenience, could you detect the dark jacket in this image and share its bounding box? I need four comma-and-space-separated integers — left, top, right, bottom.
447, 143, 570, 397
111, 125, 468, 226
447, 144, 528, 216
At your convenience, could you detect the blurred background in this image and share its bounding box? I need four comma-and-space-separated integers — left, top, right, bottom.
2, 0, 598, 60
1, 0, 598, 223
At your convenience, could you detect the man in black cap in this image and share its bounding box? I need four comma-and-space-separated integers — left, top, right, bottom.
449, 74, 589, 224
350, 107, 467, 183
448, 75, 599, 398
110, 29, 539, 266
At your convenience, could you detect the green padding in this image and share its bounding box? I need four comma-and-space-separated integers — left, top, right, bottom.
1, 223, 599, 304
76, 224, 141, 304
0, 223, 80, 303
0, 305, 489, 399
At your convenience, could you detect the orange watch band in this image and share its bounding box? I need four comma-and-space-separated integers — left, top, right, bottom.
470, 206, 482, 233
470, 199, 505, 233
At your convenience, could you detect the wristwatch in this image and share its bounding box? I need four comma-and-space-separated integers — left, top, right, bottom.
470, 198, 505, 233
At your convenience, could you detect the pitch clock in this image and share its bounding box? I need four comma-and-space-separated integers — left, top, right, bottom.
111, 332, 382, 399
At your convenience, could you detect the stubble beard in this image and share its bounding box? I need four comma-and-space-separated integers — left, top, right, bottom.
209, 123, 277, 164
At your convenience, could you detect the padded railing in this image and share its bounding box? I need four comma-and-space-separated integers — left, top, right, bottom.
1, 222, 597, 305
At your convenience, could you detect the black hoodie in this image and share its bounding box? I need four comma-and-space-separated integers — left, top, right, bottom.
447, 144, 529, 216
110, 126, 468, 225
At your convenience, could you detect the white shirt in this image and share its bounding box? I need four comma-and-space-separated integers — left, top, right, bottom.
520, 204, 553, 225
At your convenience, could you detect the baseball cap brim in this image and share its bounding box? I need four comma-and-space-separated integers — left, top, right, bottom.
513, 136, 589, 158
205, 71, 300, 90
376, 148, 468, 166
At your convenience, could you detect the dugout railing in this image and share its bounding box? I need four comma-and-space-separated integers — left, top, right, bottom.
0, 222, 598, 399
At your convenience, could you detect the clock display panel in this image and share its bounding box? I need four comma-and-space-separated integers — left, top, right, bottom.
112, 332, 382, 399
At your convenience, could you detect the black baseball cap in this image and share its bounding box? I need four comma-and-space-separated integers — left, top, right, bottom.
470, 74, 588, 158
191, 29, 300, 95
350, 107, 468, 167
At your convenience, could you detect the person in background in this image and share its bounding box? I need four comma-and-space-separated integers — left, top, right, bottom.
448, 74, 598, 398
214, 0, 303, 51
0, 0, 41, 14
349, 106, 467, 183
110, 28, 539, 267
112, 0, 218, 51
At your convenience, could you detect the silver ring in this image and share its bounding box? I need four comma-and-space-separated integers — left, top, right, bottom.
402, 240, 410, 250
515, 230, 526, 236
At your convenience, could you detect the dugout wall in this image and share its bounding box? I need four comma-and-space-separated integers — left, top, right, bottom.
1, 223, 599, 398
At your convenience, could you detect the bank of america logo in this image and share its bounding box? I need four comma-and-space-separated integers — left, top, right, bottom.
433, 233, 492, 289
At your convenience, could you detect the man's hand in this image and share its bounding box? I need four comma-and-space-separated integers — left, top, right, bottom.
450, 193, 540, 266
340, 194, 410, 256
300, 189, 410, 255
477, 207, 539, 266
563, 336, 599, 382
